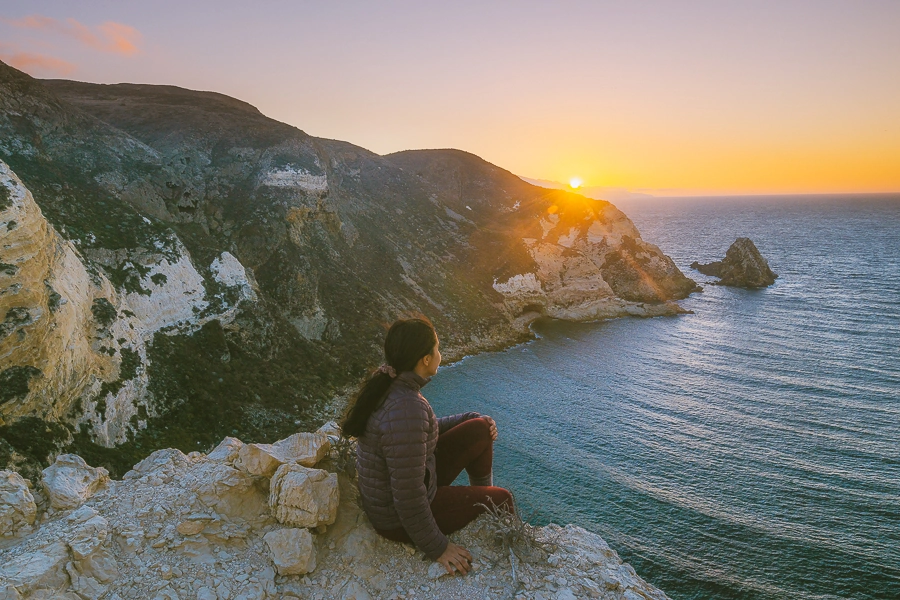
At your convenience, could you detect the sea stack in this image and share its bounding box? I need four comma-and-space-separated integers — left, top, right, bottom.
690, 237, 777, 288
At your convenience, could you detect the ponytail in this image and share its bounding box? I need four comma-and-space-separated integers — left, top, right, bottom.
340, 315, 437, 438
341, 371, 395, 437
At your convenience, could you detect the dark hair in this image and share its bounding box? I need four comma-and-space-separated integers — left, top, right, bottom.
340, 315, 437, 438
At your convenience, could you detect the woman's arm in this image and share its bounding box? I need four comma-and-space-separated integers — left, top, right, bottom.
381, 397, 449, 560
437, 411, 481, 435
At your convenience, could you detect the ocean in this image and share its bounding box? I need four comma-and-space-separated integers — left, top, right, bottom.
427, 195, 900, 600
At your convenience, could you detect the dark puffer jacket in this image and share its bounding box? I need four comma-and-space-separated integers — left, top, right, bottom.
356, 370, 480, 560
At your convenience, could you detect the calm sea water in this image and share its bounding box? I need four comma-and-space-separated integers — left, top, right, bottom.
428, 195, 900, 600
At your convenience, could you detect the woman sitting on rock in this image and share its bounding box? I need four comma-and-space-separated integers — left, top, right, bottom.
341, 315, 514, 576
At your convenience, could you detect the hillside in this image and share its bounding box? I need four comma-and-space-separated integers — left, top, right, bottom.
1, 60, 698, 478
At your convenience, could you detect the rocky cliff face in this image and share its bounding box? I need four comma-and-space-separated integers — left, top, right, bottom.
0, 427, 670, 600
1, 59, 697, 477
1, 162, 255, 462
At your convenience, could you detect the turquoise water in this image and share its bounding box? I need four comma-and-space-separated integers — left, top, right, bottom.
427, 196, 900, 600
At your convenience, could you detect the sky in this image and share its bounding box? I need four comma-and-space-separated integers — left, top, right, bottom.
1, 1, 899, 197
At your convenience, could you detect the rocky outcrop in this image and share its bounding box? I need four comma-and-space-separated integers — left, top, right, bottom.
691, 238, 777, 288
0, 424, 670, 599
1, 59, 698, 479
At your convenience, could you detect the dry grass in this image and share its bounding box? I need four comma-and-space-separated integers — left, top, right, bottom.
327, 433, 357, 478
475, 492, 561, 590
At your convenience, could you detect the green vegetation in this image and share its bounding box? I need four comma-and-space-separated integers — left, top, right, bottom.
90, 298, 117, 327
150, 273, 168, 285
0, 366, 42, 405
104, 263, 152, 296
92, 347, 141, 419
67, 314, 342, 478
47, 285, 63, 313
0, 262, 17, 276
0, 307, 33, 339
0, 417, 70, 480
0, 184, 10, 210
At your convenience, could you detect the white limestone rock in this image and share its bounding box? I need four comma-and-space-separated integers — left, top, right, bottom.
263, 527, 316, 575
0, 470, 36, 538
206, 436, 244, 464
234, 432, 330, 477
315, 421, 341, 440
269, 463, 338, 528
65, 506, 108, 559
186, 461, 269, 523
0, 540, 69, 595
261, 166, 327, 192
41, 454, 109, 510
210, 252, 258, 302
128, 447, 191, 478
337, 579, 373, 600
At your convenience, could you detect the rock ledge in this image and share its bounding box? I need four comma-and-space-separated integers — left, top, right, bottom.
0, 425, 670, 600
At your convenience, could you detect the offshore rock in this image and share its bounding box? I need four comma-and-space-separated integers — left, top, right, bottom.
40, 455, 109, 510
691, 237, 778, 288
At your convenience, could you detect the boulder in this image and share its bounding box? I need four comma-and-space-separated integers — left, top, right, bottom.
234, 432, 330, 477
65, 506, 108, 559
186, 461, 269, 523
206, 437, 244, 463
316, 421, 341, 439
0, 470, 37, 537
269, 463, 339, 528
127, 448, 191, 477
0, 540, 69, 595
41, 455, 109, 510
690, 237, 777, 288
263, 528, 316, 575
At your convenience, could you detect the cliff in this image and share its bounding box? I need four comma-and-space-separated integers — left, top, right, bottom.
0, 59, 698, 477
0, 426, 670, 600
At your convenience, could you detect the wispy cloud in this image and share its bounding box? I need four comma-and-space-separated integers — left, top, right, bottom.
1, 15, 142, 56
0, 47, 77, 76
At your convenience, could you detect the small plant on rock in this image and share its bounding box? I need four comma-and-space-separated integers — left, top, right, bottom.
475, 492, 561, 589
327, 433, 357, 478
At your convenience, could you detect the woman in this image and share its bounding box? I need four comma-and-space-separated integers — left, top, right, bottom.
341, 315, 515, 575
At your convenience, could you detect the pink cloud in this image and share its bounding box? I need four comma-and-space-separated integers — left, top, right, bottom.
0, 49, 77, 76
1, 15, 142, 56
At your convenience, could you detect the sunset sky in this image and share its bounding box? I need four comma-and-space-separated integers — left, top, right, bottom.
1, 1, 899, 196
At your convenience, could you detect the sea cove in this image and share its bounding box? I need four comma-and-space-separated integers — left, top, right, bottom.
429, 196, 900, 600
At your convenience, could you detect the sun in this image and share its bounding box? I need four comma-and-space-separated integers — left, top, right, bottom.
569, 177, 583, 189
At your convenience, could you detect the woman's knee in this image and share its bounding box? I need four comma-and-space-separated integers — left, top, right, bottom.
466, 416, 492, 440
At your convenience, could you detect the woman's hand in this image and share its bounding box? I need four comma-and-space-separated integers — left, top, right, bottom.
437, 542, 473, 575
482, 416, 498, 441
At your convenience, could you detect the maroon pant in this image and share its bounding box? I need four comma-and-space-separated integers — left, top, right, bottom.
374, 417, 514, 547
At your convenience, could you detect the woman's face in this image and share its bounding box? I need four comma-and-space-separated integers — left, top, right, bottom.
422, 338, 441, 377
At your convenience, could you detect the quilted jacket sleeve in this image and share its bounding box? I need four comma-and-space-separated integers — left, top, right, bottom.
380, 395, 448, 560
437, 411, 482, 435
